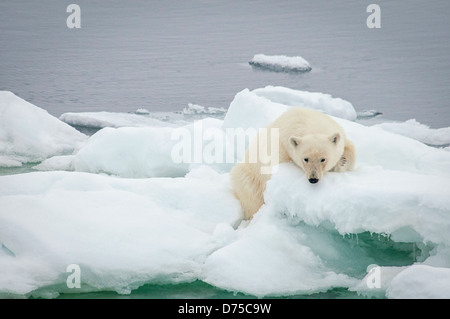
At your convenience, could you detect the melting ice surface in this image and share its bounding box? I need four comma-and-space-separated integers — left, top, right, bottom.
1, 87, 450, 298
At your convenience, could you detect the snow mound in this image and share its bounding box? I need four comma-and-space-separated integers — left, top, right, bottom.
386, 265, 450, 299
249, 54, 312, 73
73, 126, 186, 178
69, 117, 231, 177
0, 91, 87, 167
223, 87, 357, 133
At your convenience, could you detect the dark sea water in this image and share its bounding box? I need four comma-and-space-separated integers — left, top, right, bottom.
1, 0, 450, 128
1, 0, 449, 299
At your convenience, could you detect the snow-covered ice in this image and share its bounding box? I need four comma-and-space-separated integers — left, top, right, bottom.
223, 87, 357, 131
39, 87, 357, 176
59, 111, 184, 130
0, 167, 241, 297
59, 104, 227, 133
386, 265, 450, 299
71, 118, 229, 178
373, 119, 450, 147
1, 87, 450, 298
249, 54, 312, 73
0, 92, 87, 167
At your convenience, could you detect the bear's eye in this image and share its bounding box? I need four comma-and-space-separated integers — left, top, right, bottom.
304, 158, 309, 163
320, 158, 326, 163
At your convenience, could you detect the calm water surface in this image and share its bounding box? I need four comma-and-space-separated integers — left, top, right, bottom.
1, 0, 449, 127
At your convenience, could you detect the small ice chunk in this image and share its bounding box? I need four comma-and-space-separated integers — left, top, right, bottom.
60, 111, 176, 129
182, 103, 226, 116
374, 119, 450, 146
357, 110, 383, 119
135, 108, 150, 115
249, 54, 312, 73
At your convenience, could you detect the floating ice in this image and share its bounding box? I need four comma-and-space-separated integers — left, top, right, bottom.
249, 54, 312, 73
182, 103, 226, 116
223, 87, 357, 134
68, 117, 233, 177
356, 109, 383, 119
0, 167, 242, 297
1, 88, 450, 298
0, 91, 87, 167
134, 108, 150, 115
386, 265, 450, 299
351, 263, 450, 299
73, 126, 186, 178
60, 105, 227, 132
265, 163, 450, 244
60, 111, 182, 130
65, 87, 357, 177
374, 119, 450, 146
202, 213, 359, 296
0, 156, 22, 168
217, 90, 450, 297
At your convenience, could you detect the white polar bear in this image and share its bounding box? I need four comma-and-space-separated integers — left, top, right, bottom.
230, 107, 356, 220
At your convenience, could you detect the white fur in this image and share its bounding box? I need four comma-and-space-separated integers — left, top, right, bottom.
230, 108, 356, 219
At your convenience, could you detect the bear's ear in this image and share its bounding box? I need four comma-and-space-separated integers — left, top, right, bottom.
330, 133, 340, 144
289, 136, 301, 147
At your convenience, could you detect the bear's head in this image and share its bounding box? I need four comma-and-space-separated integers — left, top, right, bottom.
288, 133, 343, 184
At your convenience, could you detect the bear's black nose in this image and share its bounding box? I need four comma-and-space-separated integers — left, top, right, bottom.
309, 178, 319, 184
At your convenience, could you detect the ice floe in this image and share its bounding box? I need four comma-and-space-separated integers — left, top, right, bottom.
0, 92, 87, 167
249, 54, 312, 73
1, 87, 450, 298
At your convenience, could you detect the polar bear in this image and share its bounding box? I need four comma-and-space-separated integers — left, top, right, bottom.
230, 107, 356, 220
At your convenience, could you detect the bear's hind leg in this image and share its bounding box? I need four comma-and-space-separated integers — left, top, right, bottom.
230, 163, 265, 220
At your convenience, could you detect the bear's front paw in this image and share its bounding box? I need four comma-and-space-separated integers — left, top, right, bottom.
331, 156, 347, 172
